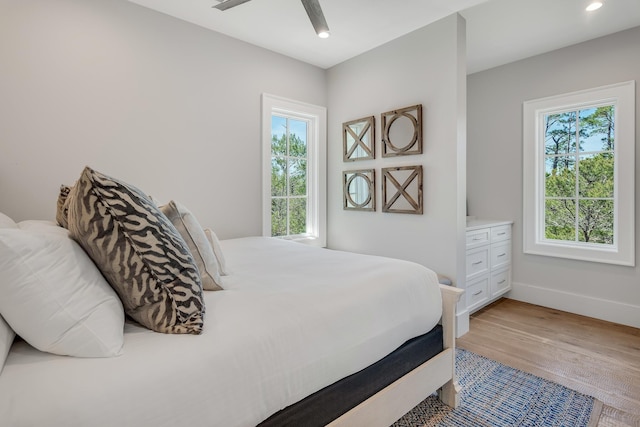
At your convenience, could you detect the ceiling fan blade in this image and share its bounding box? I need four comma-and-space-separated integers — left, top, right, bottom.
213, 0, 252, 11
301, 0, 330, 37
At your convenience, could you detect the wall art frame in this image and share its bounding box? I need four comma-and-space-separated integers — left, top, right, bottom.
381, 104, 423, 157
381, 165, 423, 214
343, 169, 376, 211
343, 116, 375, 162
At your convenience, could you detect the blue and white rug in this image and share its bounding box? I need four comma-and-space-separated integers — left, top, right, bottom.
395, 348, 601, 427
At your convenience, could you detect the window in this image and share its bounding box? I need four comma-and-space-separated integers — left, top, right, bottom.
270, 115, 309, 237
523, 81, 635, 266
261, 94, 326, 246
544, 106, 615, 244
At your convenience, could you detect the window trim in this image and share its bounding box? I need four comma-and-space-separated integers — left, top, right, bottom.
522, 81, 635, 266
261, 94, 327, 247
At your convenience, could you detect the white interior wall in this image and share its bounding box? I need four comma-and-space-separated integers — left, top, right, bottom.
326, 15, 467, 293
0, 0, 326, 239
7, 0, 633, 328
1, 1, 468, 327
467, 26, 640, 328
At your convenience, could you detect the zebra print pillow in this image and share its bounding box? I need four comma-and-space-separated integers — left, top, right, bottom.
56, 184, 72, 228
66, 167, 205, 335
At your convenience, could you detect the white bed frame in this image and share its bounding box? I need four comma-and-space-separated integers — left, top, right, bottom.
328, 284, 464, 427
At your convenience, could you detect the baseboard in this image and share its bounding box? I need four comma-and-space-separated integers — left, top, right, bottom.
456, 309, 469, 337
508, 281, 640, 329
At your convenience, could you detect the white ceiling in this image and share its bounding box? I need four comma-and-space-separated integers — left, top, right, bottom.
128, 0, 640, 74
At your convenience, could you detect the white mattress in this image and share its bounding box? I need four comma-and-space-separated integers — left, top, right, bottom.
0, 237, 442, 427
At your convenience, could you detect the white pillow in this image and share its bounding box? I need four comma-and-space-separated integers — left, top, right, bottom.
160, 201, 224, 290
0, 215, 21, 370
0, 314, 15, 374
0, 222, 125, 357
18, 219, 62, 232
0, 213, 18, 373
0, 212, 17, 229
204, 228, 228, 276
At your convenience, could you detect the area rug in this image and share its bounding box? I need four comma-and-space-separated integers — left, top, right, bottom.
394, 348, 602, 427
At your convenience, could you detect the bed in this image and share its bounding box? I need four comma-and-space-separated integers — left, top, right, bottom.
0, 167, 462, 427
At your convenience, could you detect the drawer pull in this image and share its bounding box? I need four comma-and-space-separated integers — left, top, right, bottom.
472, 237, 483, 241
472, 290, 483, 296
497, 232, 506, 236
497, 253, 506, 257
498, 279, 506, 284
472, 261, 483, 266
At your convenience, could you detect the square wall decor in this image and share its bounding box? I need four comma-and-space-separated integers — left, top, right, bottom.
343, 169, 375, 211
381, 104, 423, 157
343, 116, 375, 161
382, 165, 423, 214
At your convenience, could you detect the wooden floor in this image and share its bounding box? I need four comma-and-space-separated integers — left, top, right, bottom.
457, 298, 640, 427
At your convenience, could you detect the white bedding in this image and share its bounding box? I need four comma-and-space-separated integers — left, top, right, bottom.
0, 237, 442, 427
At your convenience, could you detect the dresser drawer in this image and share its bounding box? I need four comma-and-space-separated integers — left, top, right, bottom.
466, 246, 489, 279
465, 220, 513, 313
467, 275, 489, 312
491, 225, 511, 242
491, 241, 511, 270
491, 268, 511, 297
466, 228, 490, 248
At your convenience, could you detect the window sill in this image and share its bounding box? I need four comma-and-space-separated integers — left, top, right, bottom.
275, 234, 325, 248
523, 240, 634, 266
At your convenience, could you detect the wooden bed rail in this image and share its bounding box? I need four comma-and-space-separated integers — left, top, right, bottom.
438, 284, 464, 408
328, 284, 464, 427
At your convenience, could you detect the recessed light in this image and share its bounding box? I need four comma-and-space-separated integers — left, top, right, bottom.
586, 1, 603, 11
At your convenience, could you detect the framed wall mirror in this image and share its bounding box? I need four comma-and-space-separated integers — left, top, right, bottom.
382, 165, 423, 214
381, 104, 423, 157
343, 116, 375, 161
343, 169, 375, 211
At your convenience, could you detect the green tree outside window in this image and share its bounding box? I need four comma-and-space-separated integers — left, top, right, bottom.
271, 115, 308, 237
544, 105, 615, 244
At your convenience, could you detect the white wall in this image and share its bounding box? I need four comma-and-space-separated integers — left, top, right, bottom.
467, 26, 640, 328
2, 1, 469, 325
326, 15, 467, 290
0, 0, 326, 239
5, 0, 634, 329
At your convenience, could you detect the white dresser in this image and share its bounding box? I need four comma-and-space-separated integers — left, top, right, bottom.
465, 219, 513, 312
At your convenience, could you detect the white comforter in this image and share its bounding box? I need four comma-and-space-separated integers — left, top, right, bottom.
0, 237, 442, 427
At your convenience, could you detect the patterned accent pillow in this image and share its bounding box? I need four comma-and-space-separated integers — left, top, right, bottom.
56, 184, 72, 228
160, 201, 223, 291
66, 167, 205, 335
